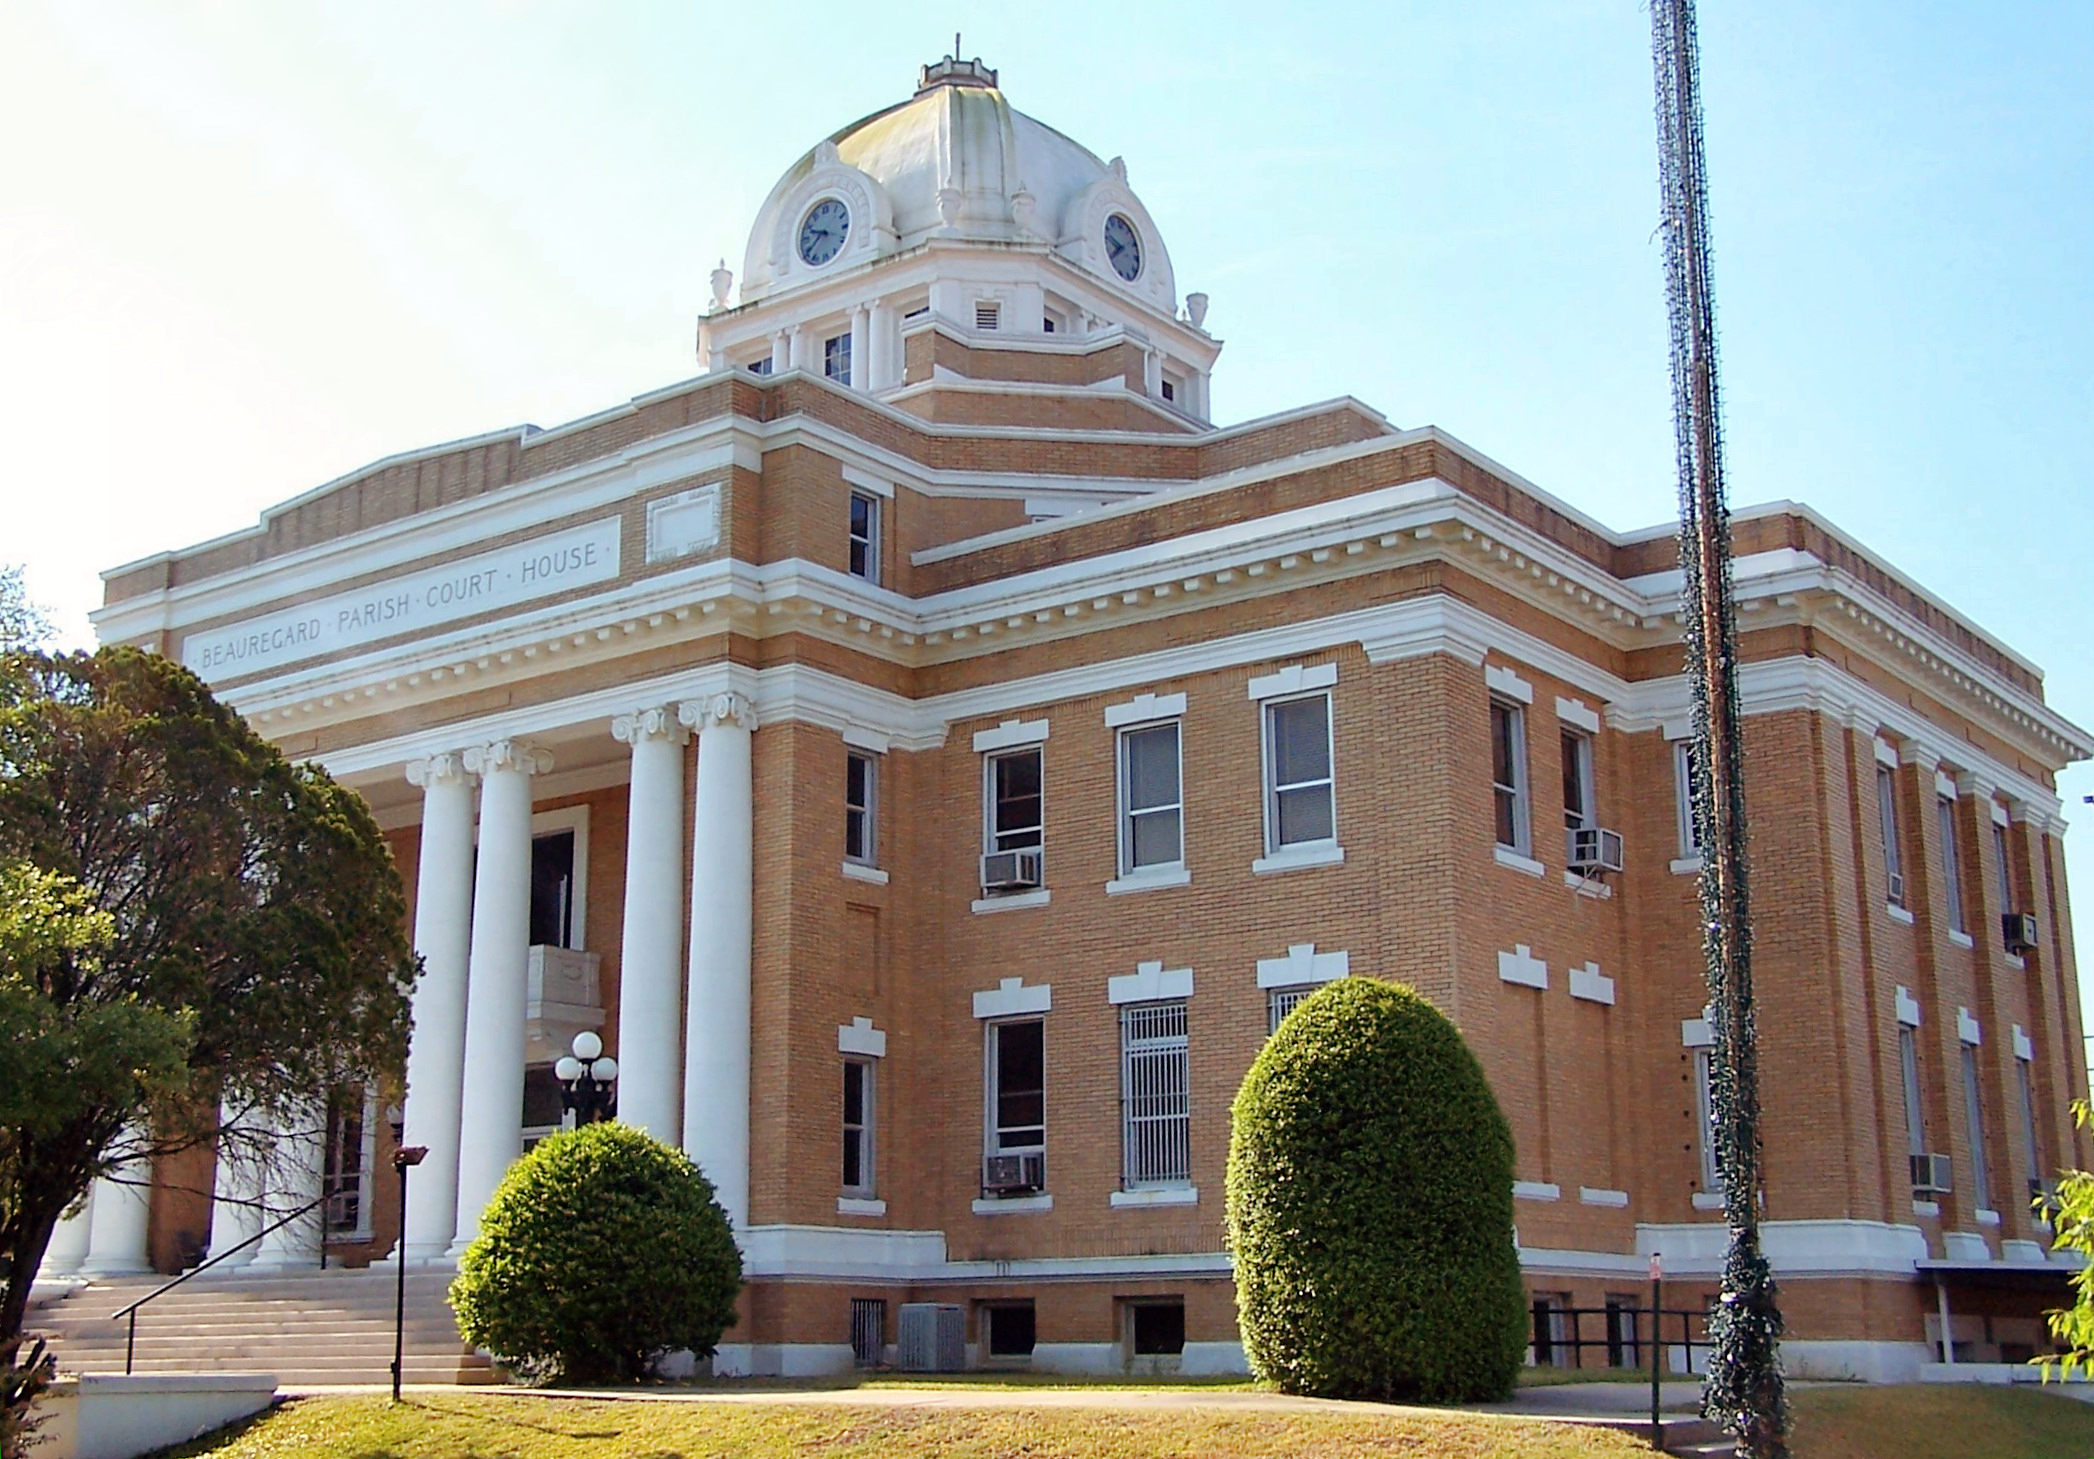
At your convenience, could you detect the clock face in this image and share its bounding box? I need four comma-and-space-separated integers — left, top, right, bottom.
1103, 213, 1142, 281
797, 198, 850, 267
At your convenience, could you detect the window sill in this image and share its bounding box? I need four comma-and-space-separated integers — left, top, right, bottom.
1948, 929, 1975, 949
1110, 1185, 1198, 1208
1976, 1207, 2001, 1227
972, 888, 1051, 915
1692, 1192, 1727, 1212
2006, 953, 2026, 970
1886, 902, 1915, 925
837, 1197, 887, 1216
1912, 1198, 1941, 1218
1564, 871, 1613, 899
1251, 843, 1345, 876
1670, 856, 1703, 876
972, 1193, 1053, 1216
1578, 1187, 1629, 1208
842, 861, 889, 886
1494, 846, 1545, 878
1106, 866, 1191, 896
1512, 1181, 1560, 1203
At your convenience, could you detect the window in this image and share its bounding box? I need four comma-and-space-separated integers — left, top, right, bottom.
1561, 729, 1595, 833
2017, 1056, 2044, 1194
1268, 985, 1314, 1035
1939, 797, 1967, 936
1694, 1049, 1719, 1189
845, 750, 878, 865
984, 1301, 1035, 1357
1675, 741, 1702, 859
1118, 721, 1182, 873
849, 1298, 885, 1367
987, 1018, 1045, 1156
747, 357, 773, 376
842, 1058, 875, 1196
1604, 1294, 1642, 1369
974, 302, 1001, 331
1993, 821, 2014, 910
1160, 377, 1177, 403
847, 490, 880, 582
322, 1084, 375, 1238
984, 748, 1044, 853
824, 331, 852, 385
1962, 1043, 1992, 1211
1128, 1301, 1186, 1356
521, 1065, 566, 1146
1531, 1294, 1573, 1368
1263, 693, 1334, 851
1491, 699, 1529, 853
1041, 314, 1057, 334
530, 830, 576, 948
1900, 1027, 1927, 1158
1879, 766, 1905, 904
1120, 1001, 1191, 1189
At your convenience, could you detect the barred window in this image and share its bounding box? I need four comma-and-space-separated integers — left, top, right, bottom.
1267, 985, 1314, 1035
1120, 1001, 1190, 1188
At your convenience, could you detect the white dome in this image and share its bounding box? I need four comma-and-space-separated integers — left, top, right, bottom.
739, 57, 1177, 315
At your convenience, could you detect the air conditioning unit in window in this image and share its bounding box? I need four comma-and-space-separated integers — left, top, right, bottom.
2003, 911, 2039, 956
1910, 1153, 1953, 1195
980, 849, 1044, 892
982, 1152, 1045, 1195
1566, 827, 1625, 876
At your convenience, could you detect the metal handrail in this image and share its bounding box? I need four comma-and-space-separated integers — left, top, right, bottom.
109, 1195, 325, 1373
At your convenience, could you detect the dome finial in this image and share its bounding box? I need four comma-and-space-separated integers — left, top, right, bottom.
917, 43, 997, 95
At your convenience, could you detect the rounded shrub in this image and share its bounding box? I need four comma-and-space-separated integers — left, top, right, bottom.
449, 1121, 741, 1384
1226, 976, 1528, 1403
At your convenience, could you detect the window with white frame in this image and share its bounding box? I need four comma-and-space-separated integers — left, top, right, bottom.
1263, 693, 1334, 852
2017, 1055, 2043, 1193
322, 1083, 376, 1239
1120, 1001, 1190, 1188
824, 331, 852, 385
845, 750, 878, 865
1491, 698, 1529, 853
984, 748, 1044, 854
987, 1018, 1045, 1157
1962, 1042, 1992, 1210
1879, 765, 1905, 904
1561, 729, 1595, 835
1939, 796, 1967, 936
1118, 721, 1183, 874
848, 490, 880, 582
1992, 820, 2014, 910
1675, 740, 1702, 859
1268, 985, 1315, 1035
530, 829, 578, 948
1694, 1049, 1718, 1189
842, 1057, 875, 1197
1900, 1026, 1927, 1158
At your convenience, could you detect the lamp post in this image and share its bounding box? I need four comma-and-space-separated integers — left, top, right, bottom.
556, 1031, 619, 1128
385, 1104, 428, 1404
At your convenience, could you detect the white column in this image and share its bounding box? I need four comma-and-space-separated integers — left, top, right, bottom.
848, 306, 870, 390
769, 330, 790, 375
867, 301, 896, 390
447, 738, 551, 1259
81, 1139, 153, 1276
207, 1096, 267, 1271
38, 1187, 94, 1280
679, 693, 756, 1230
250, 1101, 325, 1272
612, 708, 690, 1141
788, 326, 812, 373
400, 751, 477, 1263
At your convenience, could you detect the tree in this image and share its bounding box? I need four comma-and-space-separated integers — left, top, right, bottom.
2043, 1101, 2094, 1376
1226, 976, 1529, 1403
450, 1122, 742, 1384
0, 568, 51, 657
0, 648, 416, 1360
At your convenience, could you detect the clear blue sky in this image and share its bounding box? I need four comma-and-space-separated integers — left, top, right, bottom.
4, 2, 2091, 1019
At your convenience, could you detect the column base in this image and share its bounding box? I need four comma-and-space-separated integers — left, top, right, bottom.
77, 1259, 153, 1278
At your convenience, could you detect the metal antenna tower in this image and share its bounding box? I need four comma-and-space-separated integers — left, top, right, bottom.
1648, 1, 1790, 1454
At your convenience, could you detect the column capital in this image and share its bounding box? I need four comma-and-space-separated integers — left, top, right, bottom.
612, 706, 691, 747
680, 692, 758, 734
406, 751, 475, 789
462, 739, 554, 777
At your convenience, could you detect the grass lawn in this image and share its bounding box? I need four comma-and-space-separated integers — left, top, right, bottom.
1787, 1381, 2094, 1459
155, 1393, 1655, 1458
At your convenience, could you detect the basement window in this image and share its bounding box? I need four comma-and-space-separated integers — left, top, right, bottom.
1128, 1300, 1185, 1356
984, 1301, 1035, 1357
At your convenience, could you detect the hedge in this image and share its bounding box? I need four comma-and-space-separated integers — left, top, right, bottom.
1226, 976, 1528, 1402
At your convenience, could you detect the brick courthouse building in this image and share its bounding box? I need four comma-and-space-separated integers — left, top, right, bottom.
62, 55, 2094, 1380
